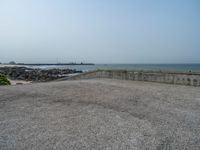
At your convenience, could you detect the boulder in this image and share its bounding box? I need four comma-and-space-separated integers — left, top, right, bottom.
0, 67, 82, 82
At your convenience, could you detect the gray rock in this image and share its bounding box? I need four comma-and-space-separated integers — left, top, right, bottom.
0, 67, 82, 82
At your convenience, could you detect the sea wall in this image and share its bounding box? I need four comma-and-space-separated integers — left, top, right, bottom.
66, 70, 200, 86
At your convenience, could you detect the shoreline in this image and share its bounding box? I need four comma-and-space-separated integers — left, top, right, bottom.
1, 65, 200, 86
1, 64, 200, 74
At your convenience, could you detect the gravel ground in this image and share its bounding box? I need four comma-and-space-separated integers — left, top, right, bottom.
0, 79, 200, 150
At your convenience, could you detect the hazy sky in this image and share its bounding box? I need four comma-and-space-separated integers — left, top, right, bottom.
0, 0, 200, 64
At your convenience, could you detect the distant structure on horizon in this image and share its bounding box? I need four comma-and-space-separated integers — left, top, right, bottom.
15, 62, 95, 66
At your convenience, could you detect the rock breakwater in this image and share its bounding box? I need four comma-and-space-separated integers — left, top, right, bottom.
0, 67, 82, 82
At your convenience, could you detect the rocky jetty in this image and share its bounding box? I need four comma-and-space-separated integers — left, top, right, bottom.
0, 67, 82, 82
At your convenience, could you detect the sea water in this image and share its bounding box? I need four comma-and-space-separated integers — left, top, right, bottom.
32, 64, 200, 73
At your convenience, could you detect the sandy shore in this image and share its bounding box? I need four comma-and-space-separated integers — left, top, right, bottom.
0, 79, 200, 149
9, 79, 32, 85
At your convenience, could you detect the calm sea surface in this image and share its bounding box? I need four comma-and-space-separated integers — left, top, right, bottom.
33, 64, 200, 73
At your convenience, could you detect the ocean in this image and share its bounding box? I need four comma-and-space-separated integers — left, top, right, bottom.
32, 64, 200, 73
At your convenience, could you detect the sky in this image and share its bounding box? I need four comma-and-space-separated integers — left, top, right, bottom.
0, 0, 200, 64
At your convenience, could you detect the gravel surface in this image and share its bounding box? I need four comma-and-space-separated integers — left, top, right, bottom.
0, 79, 200, 150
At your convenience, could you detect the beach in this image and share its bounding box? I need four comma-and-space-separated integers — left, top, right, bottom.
0, 79, 200, 149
